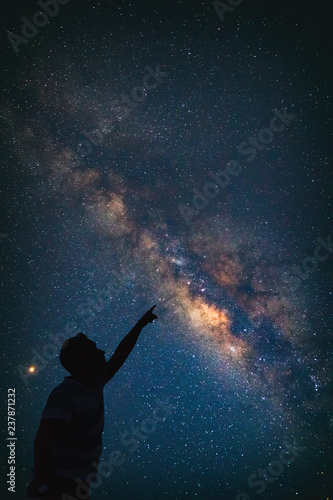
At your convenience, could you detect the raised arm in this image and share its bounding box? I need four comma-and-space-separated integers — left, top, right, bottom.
105, 305, 157, 384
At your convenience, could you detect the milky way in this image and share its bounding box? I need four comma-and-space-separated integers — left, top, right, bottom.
2, 1, 332, 499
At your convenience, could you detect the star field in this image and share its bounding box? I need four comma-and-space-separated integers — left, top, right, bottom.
1, 1, 333, 499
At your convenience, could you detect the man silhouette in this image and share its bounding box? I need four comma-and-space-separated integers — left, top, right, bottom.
26, 305, 158, 500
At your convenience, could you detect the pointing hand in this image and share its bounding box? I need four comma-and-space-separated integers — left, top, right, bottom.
138, 305, 158, 328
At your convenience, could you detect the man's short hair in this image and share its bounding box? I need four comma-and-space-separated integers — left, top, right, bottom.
59, 333, 89, 375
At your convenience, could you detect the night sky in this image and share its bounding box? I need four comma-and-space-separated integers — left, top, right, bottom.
1, 1, 333, 499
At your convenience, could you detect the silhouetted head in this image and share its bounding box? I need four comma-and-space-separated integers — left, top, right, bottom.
59, 333, 106, 378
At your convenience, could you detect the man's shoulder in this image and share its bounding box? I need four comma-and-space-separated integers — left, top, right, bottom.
47, 371, 107, 398
42, 380, 76, 422
47, 377, 80, 399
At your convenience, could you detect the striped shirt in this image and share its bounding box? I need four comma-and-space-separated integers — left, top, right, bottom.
31, 369, 107, 482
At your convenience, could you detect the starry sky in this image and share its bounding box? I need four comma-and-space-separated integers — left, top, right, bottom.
1, 1, 333, 499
